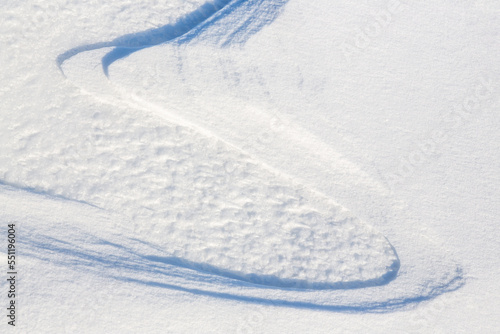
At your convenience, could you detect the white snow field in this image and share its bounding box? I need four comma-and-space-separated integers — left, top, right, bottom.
1, 0, 499, 333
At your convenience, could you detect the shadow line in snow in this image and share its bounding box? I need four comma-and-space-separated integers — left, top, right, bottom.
21, 224, 398, 291
144, 254, 400, 290
116, 273, 464, 313
0, 181, 101, 210
57, 0, 289, 76
20, 227, 463, 313
56, 0, 231, 75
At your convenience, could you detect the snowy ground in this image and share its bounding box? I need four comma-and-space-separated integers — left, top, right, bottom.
1, 0, 499, 333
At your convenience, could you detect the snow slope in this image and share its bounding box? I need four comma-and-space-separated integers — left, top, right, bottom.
1, 0, 499, 332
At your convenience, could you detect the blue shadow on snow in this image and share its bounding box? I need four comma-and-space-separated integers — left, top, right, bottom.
20, 226, 464, 313
57, 0, 289, 76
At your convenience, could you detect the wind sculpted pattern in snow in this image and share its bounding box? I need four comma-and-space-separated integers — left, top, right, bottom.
53, 0, 465, 310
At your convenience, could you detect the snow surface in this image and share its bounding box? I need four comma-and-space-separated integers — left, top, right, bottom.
1, 0, 500, 332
